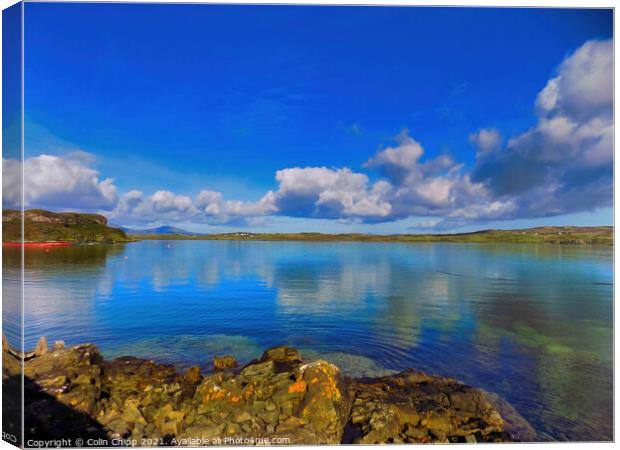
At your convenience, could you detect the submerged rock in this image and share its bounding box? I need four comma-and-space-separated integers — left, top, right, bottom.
347, 369, 508, 443
260, 346, 302, 364
4, 335, 536, 445
212, 355, 238, 370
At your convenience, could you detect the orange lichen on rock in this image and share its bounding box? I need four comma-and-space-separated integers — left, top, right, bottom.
288, 380, 307, 394
243, 382, 254, 399
7, 340, 531, 445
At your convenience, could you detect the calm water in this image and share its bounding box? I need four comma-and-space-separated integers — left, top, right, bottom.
3, 241, 613, 441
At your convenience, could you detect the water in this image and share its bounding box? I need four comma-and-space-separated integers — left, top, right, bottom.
3, 240, 613, 441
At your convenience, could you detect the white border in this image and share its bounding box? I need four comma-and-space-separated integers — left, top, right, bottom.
0, 1, 615, 450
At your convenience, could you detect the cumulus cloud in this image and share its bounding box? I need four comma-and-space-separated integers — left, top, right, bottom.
107, 188, 277, 225
270, 167, 391, 219
3, 153, 118, 210
360, 129, 515, 223
536, 39, 612, 121
364, 129, 424, 184
6, 39, 611, 230
472, 39, 613, 218
150, 191, 196, 214
196, 189, 276, 221
469, 128, 502, 157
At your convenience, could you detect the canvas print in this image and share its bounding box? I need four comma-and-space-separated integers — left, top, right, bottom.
2, 2, 614, 447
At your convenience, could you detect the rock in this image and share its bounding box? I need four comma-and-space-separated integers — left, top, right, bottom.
287, 379, 306, 395
7, 340, 527, 445
347, 369, 512, 444
212, 355, 238, 370
53, 340, 65, 350
240, 360, 275, 379
265, 401, 277, 412
107, 418, 130, 436
259, 410, 279, 425
296, 360, 351, 442
37, 374, 70, 396
225, 423, 241, 434
159, 420, 178, 436
131, 422, 146, 440
122, 400, 147, 426
183, 366, 202, 384
465, 434, 477, 443
179, 425, 220, 440
405, 425, 428, 440
261, 346, 302, 363
482, 390, 538, 442
35, 336, 48, 357
2, 334, 9, 352
233, 411, 252, 423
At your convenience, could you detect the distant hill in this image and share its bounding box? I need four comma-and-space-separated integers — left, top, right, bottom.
134, 226, 613, 245
3, 209, 132, 243
124, 225, 202, 236
3, 211, 612, 246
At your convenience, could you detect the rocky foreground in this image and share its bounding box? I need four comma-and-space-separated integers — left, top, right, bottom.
3, 338, 537, 446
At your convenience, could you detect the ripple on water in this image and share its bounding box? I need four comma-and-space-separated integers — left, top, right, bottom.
102, 334, 263, 371
299, 349, 397, 378
10, 241, 613, 441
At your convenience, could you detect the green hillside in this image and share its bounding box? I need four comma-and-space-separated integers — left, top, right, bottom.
3, 209, 611, 246
3, 209, 132, 243
133, 226, 613, 245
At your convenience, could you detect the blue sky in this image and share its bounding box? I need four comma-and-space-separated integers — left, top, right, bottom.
8, 4, 613, 232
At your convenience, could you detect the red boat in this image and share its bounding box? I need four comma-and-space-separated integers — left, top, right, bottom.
2, 242, 73, 248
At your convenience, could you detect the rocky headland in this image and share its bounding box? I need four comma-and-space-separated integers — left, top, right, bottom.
2, 209, 131, 244
3, 337, 536, 446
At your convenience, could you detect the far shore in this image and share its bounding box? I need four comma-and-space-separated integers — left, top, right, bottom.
2, 207, 613, 246
128, 226, 613, 246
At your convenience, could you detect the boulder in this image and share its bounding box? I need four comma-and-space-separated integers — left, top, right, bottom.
9, 338, 530, 445
2, 334, 9, 352
260, 346, 302, 364
295, 360, 352, 442
347, 369, 512, 444
183, 365, 202, 384
35, 336, 48, 357
212, 355, 238, 370
482, 391, 537, 442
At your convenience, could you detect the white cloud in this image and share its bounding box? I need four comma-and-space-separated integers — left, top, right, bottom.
196, 189, 276, 221
7, 38, 611, 231
363, 129, 424, 184
473, 39, 613, 218
150, 190, 196, 214
271, 167, 391, 219
108, 187, 277, 225
114, 190, 144, 215
469, 128, 502, 157
361, 129, 511, 223
3, 153, 118, 210
536, 39, 612, 120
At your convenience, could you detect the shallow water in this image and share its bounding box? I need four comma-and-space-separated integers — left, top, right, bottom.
3, 240, 613, 441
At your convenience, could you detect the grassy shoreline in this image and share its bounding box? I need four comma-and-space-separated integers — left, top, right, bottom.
2, 210, 612, 245
130, 226, 613, 246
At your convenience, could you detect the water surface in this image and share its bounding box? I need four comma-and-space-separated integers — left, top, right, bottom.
4, 240, 613, 441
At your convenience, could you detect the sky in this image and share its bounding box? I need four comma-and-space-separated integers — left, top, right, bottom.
3, 4, 614, 233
